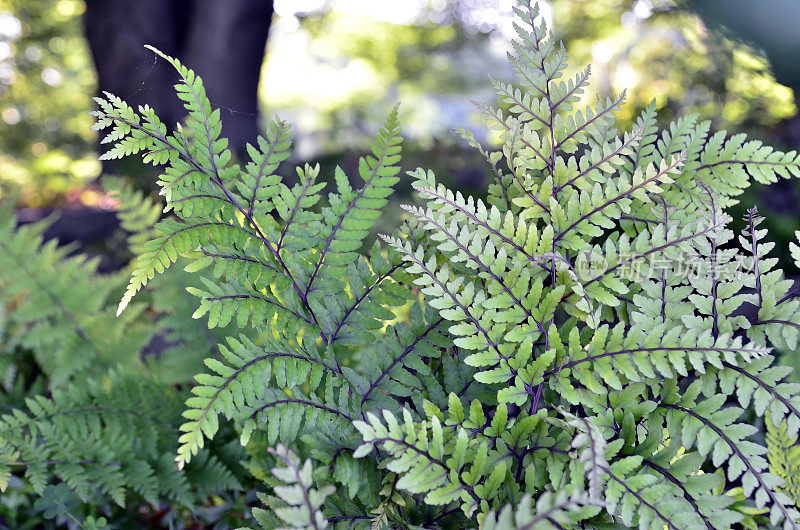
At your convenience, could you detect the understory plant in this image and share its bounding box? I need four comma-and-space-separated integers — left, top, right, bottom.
0, 180, 247, 527
3, 1, 800, 528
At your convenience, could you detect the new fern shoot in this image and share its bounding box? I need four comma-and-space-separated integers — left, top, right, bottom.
4, 1, 800, 528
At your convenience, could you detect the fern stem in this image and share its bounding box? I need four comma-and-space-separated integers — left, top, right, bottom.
702, 185, 721, 340
530, 381, 544, 415
544, 31, 558, 418
776, 281, 800, 306
249, 398, 354, 421
303, 135, 394, 299
169, 193, 233, 206
554, 92, 626, 150
602, 465, 680, 530
493, 80, 549, 129
698, 159, 796, 170
756, 319, 800, 330
505, 120, 551, 214
544, 517, 566, 530
541, 345, 754, 379
204, 294, 311, 324
360, 318, 444, 407
248, 121, 289, 217
746, 208, 764, 310
366, 436, 481, 503
554, 124, 644, 193
275, 450, 324, 530
412, 184, 548, 271
619, 215, 658, 224
550, 65, 591, 110
657, 198, 669, 322
329, 263, 402, 343
642, 458, 714, 530
583, 224, 716, 287
553, 155, 684, 244
276, 175, 316, 251
722, 361, 800, 421
243, 351, 339, 374
200, 250, 276, 272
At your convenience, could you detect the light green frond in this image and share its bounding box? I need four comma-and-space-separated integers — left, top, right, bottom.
250, 444, 334, 530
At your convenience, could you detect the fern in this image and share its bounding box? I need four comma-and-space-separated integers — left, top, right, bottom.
768, 414, 800, 509
482, 492, 600, 530
105, 176, 235, 383
13, 0, 798, 527
248, 444, 335, 530
0, 185, 245, 523
0, 204, 151, 385
365, 1, 800, 527
0, 370, 241, 508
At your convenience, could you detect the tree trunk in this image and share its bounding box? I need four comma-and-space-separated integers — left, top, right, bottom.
83, 0, 274, 160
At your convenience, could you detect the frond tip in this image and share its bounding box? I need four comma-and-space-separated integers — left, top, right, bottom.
248, 445, 335, 530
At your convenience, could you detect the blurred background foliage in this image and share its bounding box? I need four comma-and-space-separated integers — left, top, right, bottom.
1, 0, 798, 217
1, 0, 99, 206
262, 0, 797, 157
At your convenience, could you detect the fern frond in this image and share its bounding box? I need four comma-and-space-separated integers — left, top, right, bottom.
0, 205, 151, 384
660, 380, 800, 526
321, 242, 410, 347
353, 409, 497, 517
249, 444, 335, 530
303, 107, 402, 298
238, 117, 292, 218
176, 330, 352, 468
358, 304, 445, 413
382, 1, 800, 527
0, 370, 240, 507
547, 410, 608, 501
699, 132, 800, 196
767, 413, 800, 508
275, 163, 326, 252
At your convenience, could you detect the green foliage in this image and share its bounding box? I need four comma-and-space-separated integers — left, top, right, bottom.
7, 1, 800, 528
104, 176, 236, 384
0, 181, 245, 524
248, 444, 335, 530
0, 203, 151, 385
0, 0, 101, 204
1, 369, 241, 508
364, 3, 800, 526
768, 414, 800, 510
